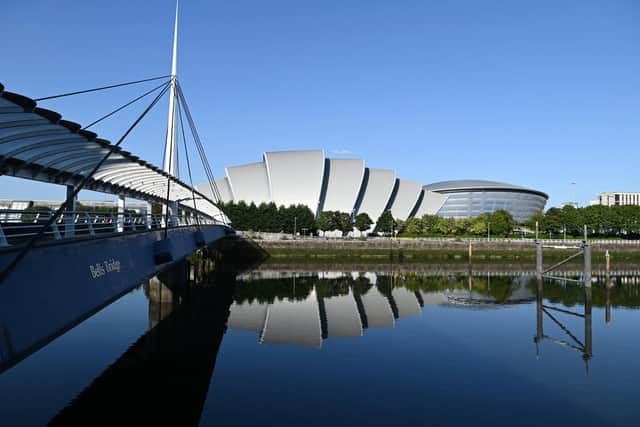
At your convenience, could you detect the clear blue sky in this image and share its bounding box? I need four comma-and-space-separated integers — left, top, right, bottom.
2, 0, 639, 208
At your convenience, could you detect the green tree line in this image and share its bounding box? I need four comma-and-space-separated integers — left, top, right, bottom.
397, 210, 516, 238
526, 204, 640, 238
220, 202, 375, 235
221, 201, 316, 234
220, 201, 520, 237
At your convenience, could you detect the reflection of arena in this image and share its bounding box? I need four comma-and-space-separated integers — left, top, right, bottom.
229, 271, 535, 349
198, 150, 547, 225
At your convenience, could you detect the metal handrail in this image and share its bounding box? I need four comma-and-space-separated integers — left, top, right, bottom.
0, 209, 219, 247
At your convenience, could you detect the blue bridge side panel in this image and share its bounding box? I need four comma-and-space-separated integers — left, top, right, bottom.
0, 225, 233, 372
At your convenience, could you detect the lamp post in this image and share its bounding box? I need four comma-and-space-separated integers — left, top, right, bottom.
293, 216, 297, 239
390, 215, 394, 258
487, 221, 490, 241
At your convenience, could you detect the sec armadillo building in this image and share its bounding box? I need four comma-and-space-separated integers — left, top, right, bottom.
197, 150, 547, 224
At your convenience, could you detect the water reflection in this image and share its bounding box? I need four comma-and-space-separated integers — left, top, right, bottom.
48, 238, 266, 426
229, 268, 640, 356
534, 278, 592, 371
229, 270, 550, 349
6, 255, 640, 425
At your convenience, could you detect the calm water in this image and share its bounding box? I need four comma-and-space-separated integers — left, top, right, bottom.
1, 265, 640, 426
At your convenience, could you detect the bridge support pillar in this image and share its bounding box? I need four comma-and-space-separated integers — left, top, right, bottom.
535, 240, 543, 277
117, 195, 125, 232
146, 202, 153, 229
163, 201, 179, 227
65, 185, 77, 238
583, 242, 592, 287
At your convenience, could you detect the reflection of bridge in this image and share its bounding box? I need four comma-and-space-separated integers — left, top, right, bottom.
0, 4, 235, 373
228, 271, 534, 348
47, 236, 266, 426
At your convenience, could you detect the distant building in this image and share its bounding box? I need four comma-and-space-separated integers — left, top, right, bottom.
598, 192, 640, 207
197, 149, 548, 225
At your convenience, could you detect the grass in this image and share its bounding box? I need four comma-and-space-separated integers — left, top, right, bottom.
263, 247, 640, 264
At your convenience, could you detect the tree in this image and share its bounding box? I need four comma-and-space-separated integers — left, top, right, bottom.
560, 205, 581, 236
468, 215, 488, 236
336, 212, 353, 236
354, 213, 373, 233
375, 210, 395, 234
488, 210, 515, 237
316, 211, 335, 234
434, 217, 455, 235
405, 217, 423, 235
290, 204, 316, 235
420, 215, 439, 235
525, 212, 544, 233
541, 207, 563, 236
453, 218, 471, 236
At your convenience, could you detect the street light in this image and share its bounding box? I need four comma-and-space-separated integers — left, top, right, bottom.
487, 221, 490, 241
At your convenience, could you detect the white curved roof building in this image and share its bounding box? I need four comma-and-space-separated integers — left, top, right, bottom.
319, 158, 365, 213
264, 150, 325, 212
202, 150, 548, 225
356, 168, 396, 224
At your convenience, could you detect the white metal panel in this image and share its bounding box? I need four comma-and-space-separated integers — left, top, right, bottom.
389, 179, 422, 220
225, 162, 271, 205
264, 150, 324, 211
260, 290, 322, 348
414, 190, 449, 217
355, 168, 395, 223
195, 178, 233, 203
324, 289, 363, 338
321, 158, 365, 213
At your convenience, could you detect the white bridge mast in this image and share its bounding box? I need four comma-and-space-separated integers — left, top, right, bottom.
162, 0, 180, 225
163, 0, 179, 177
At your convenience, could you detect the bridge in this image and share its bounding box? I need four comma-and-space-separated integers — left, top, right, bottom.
0, 2, 238, 373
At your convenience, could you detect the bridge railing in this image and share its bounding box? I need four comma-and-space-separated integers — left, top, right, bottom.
0, 209, 218, 247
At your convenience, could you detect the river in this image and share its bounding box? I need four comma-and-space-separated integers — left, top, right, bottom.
1, 260, 639, 426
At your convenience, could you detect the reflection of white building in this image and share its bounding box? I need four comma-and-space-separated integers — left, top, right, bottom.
324, 288, 363, 338
197, 150, 548, 227
260, 289, 322, 348
391, 287, 422, 318
229, 272, 538, 348
359, 286, 395, 329
227, 274, 446, 348
227, 302, 268, 332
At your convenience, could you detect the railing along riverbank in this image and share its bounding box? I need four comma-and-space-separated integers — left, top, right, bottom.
239, 231, 640, 251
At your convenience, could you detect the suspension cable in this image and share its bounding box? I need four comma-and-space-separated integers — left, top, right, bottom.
176, 85, 226, 224
0, 83, 172, 285
84, 80, 170, 129
163, 85, 177, 239
175, 82, 225, 210
35, 75, 171, 101
177, 99, 201, 227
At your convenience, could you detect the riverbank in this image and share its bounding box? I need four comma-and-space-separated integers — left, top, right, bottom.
250, 235, 640, 265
